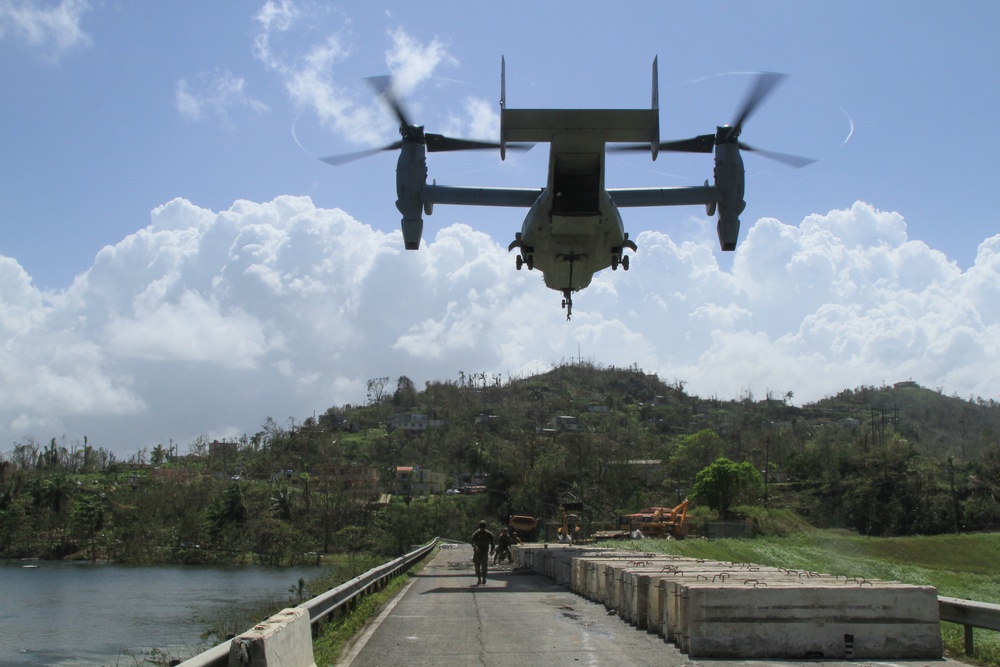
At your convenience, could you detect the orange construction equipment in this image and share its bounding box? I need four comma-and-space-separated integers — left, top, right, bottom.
623, 498, 689, 538
508, 515, 538, 541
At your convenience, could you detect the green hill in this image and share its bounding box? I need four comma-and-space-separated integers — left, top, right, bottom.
3, 363, 1000, 564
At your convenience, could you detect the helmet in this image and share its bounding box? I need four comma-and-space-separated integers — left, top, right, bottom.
479, 520, 487, 528
557, 527, 563, 533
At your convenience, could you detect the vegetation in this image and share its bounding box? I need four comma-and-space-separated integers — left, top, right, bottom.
2, 363, 999, 565
311, 554, 433, 666
692, 457, 763, 518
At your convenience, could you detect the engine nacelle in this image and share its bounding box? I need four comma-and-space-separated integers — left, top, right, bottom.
713, 126, 746, 251
396, 139, 427, 249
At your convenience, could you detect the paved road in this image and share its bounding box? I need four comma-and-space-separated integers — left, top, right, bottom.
336, 544, 966, 667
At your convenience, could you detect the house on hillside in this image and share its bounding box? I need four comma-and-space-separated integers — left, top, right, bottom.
538, 415, 581, 435
394, 466, 447, 496
475, 414, 501, 428
313, 463, 382, 495
453, 471, 488, 494
388, 413, 446, 434
208, 440, 238, 461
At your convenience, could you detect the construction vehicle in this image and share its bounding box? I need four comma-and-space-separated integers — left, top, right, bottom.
595, 498, 690, 540
626, 499, 689, 538
508, 514, 538, 542
561, 501, 584, 541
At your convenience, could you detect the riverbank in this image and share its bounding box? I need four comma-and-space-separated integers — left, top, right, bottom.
0, 559, 319, 667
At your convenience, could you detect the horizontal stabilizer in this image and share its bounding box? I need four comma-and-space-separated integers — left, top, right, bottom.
502, 108, 659, 144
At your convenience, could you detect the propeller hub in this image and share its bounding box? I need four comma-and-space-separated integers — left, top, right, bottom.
717, 125, 740, 144
402, 124, 426, 143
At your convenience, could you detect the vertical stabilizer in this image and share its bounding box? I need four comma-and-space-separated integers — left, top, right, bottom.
500, 56, 507, 160
651, 56, 660, 161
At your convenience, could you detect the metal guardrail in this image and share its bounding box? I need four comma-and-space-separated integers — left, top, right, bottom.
175, 538, 440, 667
938, 596, 1000, 655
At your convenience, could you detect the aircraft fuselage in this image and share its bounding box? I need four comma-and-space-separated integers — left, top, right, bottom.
516, 138, 626, 294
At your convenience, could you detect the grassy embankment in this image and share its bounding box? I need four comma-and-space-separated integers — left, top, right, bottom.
311, 550, 434, 667
606, 520, 1000, 666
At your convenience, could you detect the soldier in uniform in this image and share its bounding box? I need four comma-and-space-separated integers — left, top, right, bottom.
470, 520, 495, 585
494, 527, 513, 564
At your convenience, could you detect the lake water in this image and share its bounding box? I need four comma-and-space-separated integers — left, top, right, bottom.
0, 559, 320, 667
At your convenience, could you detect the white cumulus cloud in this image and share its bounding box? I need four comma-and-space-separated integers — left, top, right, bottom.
253, 2, 458, 149
175, 69, 268, 125
0, 0, 91, 61
0, 197, 998, 455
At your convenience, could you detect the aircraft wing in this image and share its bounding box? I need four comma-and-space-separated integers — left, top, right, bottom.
423, 184, 542, 208
608, 185, 719, 208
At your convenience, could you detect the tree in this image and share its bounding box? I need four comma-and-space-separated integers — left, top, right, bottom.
271, 486, 293, 521
693, 457, 764, 519
669, 429, 725, 484
41, 474, 73, 516
70, 492, 105, 562
367, 377, 390, 405
150, 444, 167, 466
394, 376, 418, 408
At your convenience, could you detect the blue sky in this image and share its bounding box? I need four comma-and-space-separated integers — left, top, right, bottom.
1, 1, 999, 456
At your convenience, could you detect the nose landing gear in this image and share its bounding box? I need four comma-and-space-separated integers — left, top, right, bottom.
561, 289, 573, 320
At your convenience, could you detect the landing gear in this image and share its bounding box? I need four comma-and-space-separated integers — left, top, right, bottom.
611, 233, 636, 271
611, 253, 630, 271
561, 289, 573, 321
509, 234, 535, 271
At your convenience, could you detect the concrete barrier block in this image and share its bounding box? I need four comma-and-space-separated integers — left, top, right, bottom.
683, 584, 943, 659
229, 607, 316, 667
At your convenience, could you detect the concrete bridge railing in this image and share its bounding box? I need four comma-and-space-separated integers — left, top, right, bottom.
176, 537, 440, 667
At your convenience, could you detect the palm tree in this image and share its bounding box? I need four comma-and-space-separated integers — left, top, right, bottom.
271, 486, 293, 521
41, 475, 73, 516
150, 444, 167, 465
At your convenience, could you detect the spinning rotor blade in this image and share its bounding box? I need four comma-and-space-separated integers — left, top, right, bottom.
365, 75, 414, 134
660, 134, 716, 153
318, 74, 533, 166
728, 72, 814, 167
613, 71, 813, 168
319, 142, 403, 166
426, 134, 533, 154
320, 135, 531, 165
738, 142, 816, 168
729, 71, 786, 138
609, 133, 715, 155
426, 134, 503, 152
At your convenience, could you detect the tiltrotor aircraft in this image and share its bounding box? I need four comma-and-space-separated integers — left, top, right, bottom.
320, 58, 812, 319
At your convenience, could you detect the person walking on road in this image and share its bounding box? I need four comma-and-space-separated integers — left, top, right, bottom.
470, 520, 495, 585
494, 527, 512, 565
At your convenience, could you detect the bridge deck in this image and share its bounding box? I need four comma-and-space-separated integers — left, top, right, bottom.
335, 544, 967, 667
